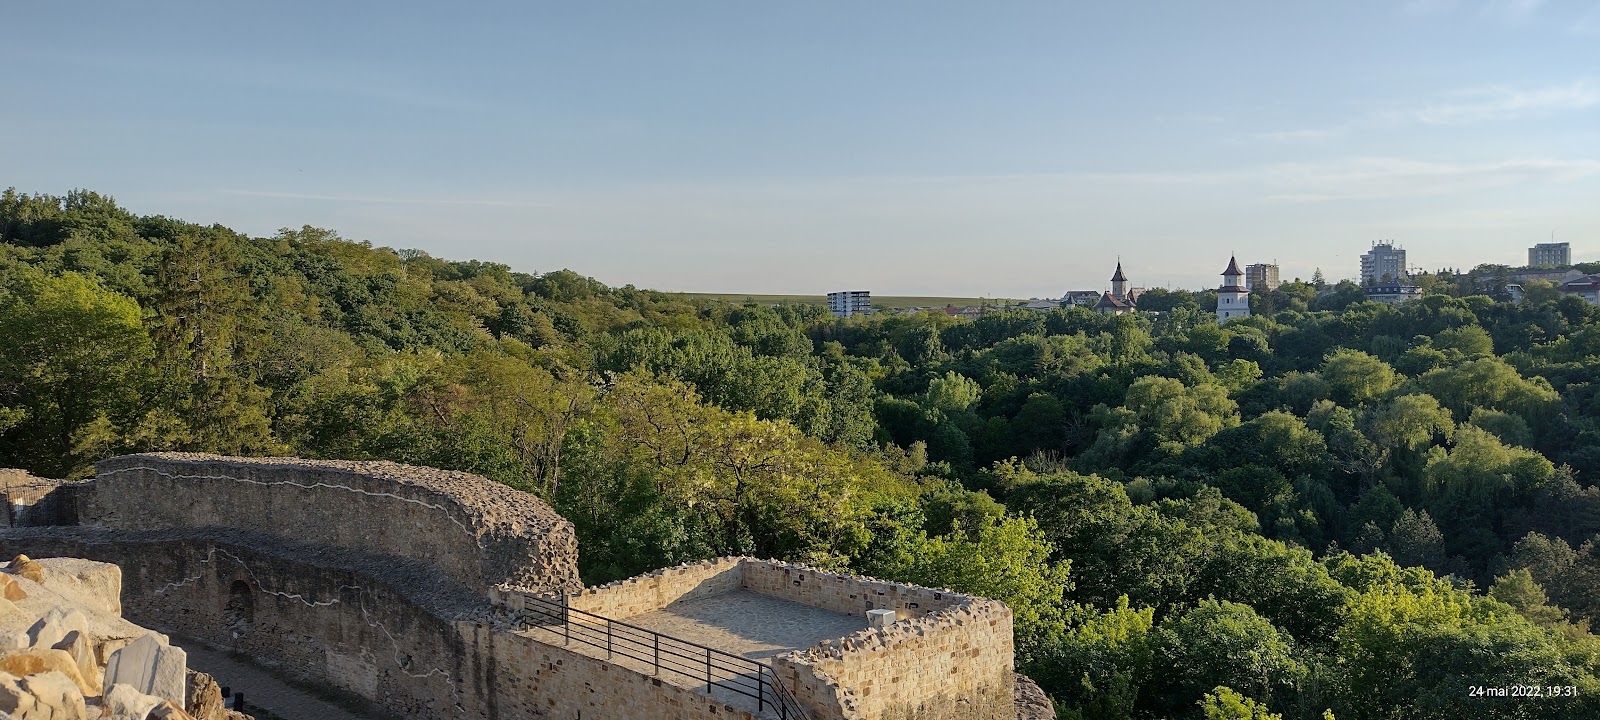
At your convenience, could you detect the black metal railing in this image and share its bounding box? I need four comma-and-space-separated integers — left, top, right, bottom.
516, 593, 811, 720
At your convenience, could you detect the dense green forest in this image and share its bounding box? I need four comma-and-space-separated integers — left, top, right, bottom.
4, 188, 1600, 719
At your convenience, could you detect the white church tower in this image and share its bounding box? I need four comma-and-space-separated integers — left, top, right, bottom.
1217, 255, 1250, 322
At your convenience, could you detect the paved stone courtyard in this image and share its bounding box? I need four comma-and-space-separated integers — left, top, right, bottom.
521, 589, 867, 717
625, 589, 867, 661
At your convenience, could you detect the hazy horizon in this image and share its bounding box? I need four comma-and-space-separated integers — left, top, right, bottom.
6, 1, 1598, 296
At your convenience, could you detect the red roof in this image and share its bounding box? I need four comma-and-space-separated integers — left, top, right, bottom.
1222, 256, 1243, 276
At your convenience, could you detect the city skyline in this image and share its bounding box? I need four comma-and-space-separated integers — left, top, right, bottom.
5, 2, 1598, 295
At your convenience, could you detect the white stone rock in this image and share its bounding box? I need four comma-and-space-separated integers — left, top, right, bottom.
103, 682, 166, 718
28, 607, 89, 650
867, 608, 898, 627
103, 634, 186, 704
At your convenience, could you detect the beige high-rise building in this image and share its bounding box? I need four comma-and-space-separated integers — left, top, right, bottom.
1244, 263, 1280, 291
1529, 242, 1570, 268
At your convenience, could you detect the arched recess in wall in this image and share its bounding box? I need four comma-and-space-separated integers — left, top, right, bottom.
224, 579, 255, 641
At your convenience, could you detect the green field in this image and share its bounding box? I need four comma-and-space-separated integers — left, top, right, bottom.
683, 293, 1026, 309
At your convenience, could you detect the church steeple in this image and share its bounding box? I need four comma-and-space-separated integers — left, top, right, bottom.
1222, 255, 1244, 281
1110, 261, 1129, 300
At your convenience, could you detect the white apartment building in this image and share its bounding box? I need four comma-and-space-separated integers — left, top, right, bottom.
827, 290, 872, 317
1361, 242, 1407, 283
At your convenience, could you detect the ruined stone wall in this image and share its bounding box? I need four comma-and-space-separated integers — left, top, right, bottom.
774, 599, 1015, 720
1, 469, 90, 527
560, 558, 744, 619
0, 528, 475, 718
741, 560, 965, 619
91, 454, 580, 594
460, 623, 767, 720
490, 558, 1015, 720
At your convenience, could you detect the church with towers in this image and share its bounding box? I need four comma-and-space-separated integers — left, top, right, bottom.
1094, 261, 1138, 315
1216, 255, 1251, 322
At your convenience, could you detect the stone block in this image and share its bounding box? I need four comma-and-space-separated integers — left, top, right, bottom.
0, 672, 36, 716
34, 558, 122, 616
8, 555, 44, 583
28, 607, 89, 651
104, 634, 186, 704
150, 699, 200, 719
185, 669, 225, 719
867, 609, 897, 628
0, 648, 97, 697
105, 682, 166, 718
1, 573, 26, 601
19, 669, 88, 720
53, 630, 101, 694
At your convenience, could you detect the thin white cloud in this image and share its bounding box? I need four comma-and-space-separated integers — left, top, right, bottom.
1261, 157, 1600, 202
1403, 0, 1460, 16
1574, 3, 1600, 34
219, 189, 553, 209
1379, 81, 1599, 125
1481, 0, 1545, 21
1252, 128, 1342, 143
1248, 81, 1596, 143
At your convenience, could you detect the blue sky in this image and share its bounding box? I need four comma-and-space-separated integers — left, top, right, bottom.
5, 1, 1598, 296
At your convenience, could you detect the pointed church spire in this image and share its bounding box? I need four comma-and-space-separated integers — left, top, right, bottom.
1111, 261, 1127, 283
1222, 255, 1243, 277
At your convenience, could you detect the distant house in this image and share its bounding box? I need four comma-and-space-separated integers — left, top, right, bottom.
942, 305, 986, 321
1094, 292, 1136, 315
1558, 275, 1600, 304
1062, 290, 1102, 307
1364, 282, 1423, 304
1509, 268, 1584, 285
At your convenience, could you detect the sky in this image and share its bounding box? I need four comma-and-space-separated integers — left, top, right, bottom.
4, 1, 1599, 296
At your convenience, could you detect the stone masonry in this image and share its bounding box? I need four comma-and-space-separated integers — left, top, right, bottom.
91, 454, 580, 594
1, 455, 1020, 720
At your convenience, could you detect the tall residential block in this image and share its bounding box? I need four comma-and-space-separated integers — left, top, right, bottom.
1529, 242, 1571, 268
1361, 242, 1407, 283
1244, 263, 1280, 291
827, 290, 872, 317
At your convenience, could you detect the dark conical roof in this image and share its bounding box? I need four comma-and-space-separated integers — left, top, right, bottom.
1222, 256, 1243, 276
1111, 262, 1127, 282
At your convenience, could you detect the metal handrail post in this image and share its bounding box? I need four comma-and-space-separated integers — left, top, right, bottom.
606, 619, 613, 659
705, 647, 712, 693
653, 634, 660, 675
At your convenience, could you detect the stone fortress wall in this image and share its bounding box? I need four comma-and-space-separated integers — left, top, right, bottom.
494, 558, 1016, 720
0, 454, 1022, 720
91, 454, 581, 594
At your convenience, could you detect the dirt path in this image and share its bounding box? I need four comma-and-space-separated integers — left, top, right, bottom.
179, 641, 381, 720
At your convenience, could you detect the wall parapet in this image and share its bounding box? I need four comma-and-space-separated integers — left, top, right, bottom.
92, 453, 580, 594
774, 597, 1014, 720
489, 557, 1014, 720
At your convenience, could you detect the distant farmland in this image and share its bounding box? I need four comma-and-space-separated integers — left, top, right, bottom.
683, 293, 1027, 309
